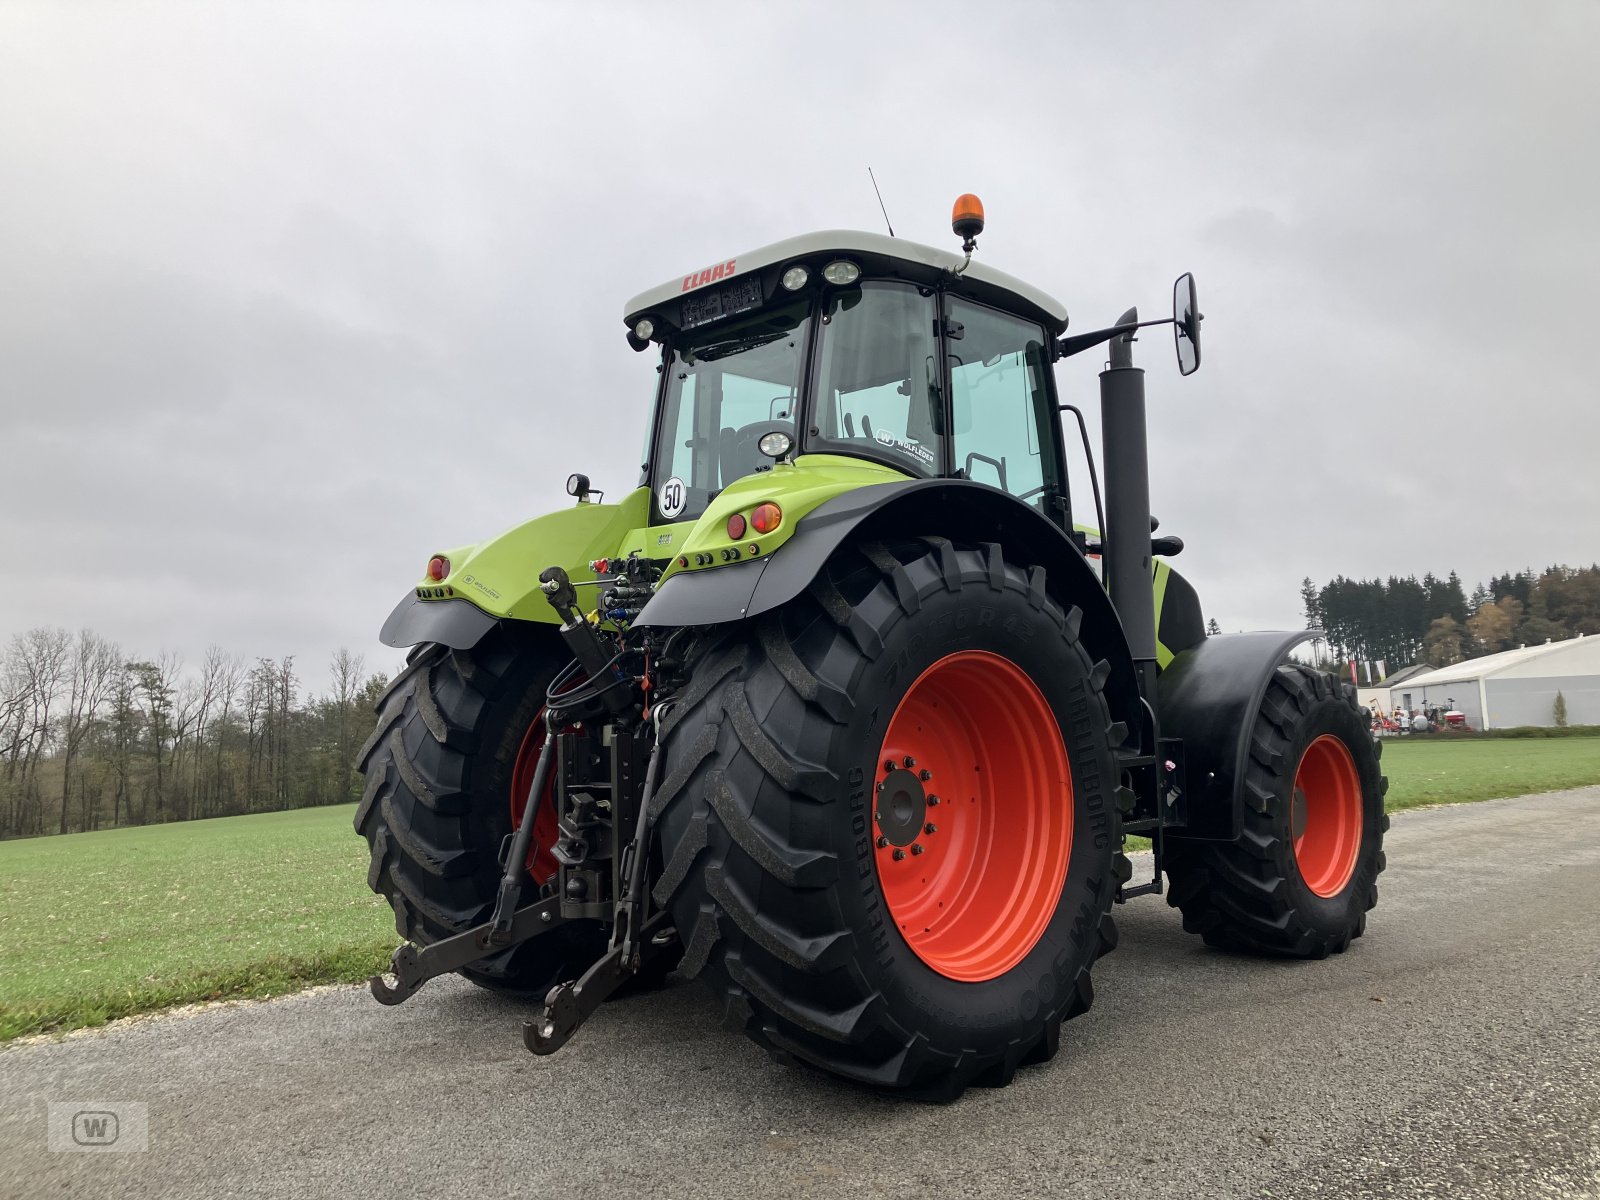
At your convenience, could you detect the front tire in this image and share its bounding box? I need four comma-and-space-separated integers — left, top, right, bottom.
1165, 664, 1388, 957
652, 539, 1125, 1097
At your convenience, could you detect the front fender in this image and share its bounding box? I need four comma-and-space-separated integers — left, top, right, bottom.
378, 594, 500, 650
1157, 629, 1320, 840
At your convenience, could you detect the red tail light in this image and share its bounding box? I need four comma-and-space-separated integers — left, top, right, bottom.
726, 512, 747, 540
751, 503, 782, 535
427, 555, 450, 581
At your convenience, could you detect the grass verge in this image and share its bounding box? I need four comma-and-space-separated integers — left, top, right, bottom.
0, 804, 392, 1042
3, 738, 1597, 1041
1379, 734, 1600, 810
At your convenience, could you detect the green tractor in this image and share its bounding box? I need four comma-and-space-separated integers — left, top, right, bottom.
358, 195, 1386, 1098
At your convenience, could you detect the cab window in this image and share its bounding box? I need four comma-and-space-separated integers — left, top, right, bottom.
651, 301, 808, 521
945, 297, 1060, 515
809, 282, 942, 475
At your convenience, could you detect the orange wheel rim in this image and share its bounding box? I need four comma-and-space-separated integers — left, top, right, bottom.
1290, 734, 1363, 898
509, 709, 560, 885
872, 651, 1073, 982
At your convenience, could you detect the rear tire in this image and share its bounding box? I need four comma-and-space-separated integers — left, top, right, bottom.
1164, 664, 1388, 957
651, 539, 1125, 1097
355, 629, 607, 993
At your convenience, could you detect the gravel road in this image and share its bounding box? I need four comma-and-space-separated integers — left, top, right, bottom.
3, 787, 1597, 1199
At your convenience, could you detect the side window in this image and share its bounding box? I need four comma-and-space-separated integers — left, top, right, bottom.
945, 298, 1060, 514
810, 281, 941, 474
650, 302, 809, 520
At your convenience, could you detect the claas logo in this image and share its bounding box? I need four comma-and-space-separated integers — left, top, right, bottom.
681, 259, 738, 292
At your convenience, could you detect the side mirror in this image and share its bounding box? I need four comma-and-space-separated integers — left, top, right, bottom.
1173, 272, 1202, 376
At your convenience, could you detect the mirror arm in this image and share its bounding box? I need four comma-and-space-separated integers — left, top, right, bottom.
1056, 317, 1175, 360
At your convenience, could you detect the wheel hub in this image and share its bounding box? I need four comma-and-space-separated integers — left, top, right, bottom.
875, 761, 929, 848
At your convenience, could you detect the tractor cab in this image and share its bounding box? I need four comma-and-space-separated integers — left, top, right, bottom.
623, 226, 1072, 528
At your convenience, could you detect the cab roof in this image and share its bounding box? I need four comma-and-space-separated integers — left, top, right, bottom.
623, 229, 1070, 337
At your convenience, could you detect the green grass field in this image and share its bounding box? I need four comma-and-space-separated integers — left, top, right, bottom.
3, 736, 1598, 1042
0, 806, 392, 1041
1379, 735, 1600, 810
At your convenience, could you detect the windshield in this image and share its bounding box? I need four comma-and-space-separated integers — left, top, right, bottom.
650, 300, 809, 522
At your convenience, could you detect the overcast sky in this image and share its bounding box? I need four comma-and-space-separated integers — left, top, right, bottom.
3, 2, 1597, 693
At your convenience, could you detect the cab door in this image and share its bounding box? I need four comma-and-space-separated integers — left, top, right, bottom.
941, 296, 1068, 526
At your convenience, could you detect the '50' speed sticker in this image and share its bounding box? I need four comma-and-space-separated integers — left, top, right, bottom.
658, 476, 687, 519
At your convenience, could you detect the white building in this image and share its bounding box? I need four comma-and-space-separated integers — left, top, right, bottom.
1357, 663, 1431, 717
1383, 635, 1600, 729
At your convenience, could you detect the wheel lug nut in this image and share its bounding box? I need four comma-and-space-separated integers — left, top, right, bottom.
910, 843, 925, 856
876, 780, 887, 792
874, 810, 884, 822
903, 756, 916, 768
884, 759, 897, 773
892, 848, 906, 861
927, 795, 940, 806
925, 823, 937, 835
919, 769, 932, 781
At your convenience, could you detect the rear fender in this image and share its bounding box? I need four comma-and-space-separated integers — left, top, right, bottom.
636, 479, 1143, 746
1157, 630, 1321, 839
380, 457, 905, 652
378, 487, 651, 649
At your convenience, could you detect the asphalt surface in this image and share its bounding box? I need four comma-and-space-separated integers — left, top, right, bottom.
3, 788, 1598, 1200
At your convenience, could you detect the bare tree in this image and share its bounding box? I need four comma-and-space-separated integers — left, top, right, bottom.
7, 629, 69, 834
128, 658, 177, 821
187, 645, 231, 818
211, 653, 243, 815
330, 648, 365, 803
106, 660, 137, 827
242, 658, 274, 808
274, 656, 297, 809
0, 642, 28, 834
0, 624, 396, 837
57, 631, 119, 834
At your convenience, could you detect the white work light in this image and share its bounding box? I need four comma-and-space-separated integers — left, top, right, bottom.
758, 431, 793, 458
822, 260, 861, 285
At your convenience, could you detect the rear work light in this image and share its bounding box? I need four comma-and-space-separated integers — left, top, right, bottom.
427, 555, 450, 582
751, 503, 782, 535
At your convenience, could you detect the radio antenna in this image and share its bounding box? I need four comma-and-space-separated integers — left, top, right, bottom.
867, 167, 895, 237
